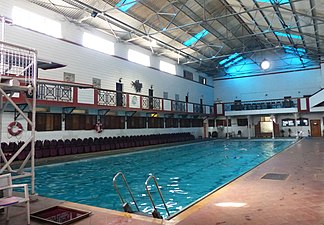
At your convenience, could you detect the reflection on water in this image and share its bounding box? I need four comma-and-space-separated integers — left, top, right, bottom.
32, 140, 293, 217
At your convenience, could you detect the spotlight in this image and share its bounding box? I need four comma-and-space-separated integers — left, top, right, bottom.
119, 78, 122, 83
261, 60, 270, 70
91, 11, 98, 18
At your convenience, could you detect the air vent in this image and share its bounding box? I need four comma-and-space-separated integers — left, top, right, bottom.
261, 173, 289, 180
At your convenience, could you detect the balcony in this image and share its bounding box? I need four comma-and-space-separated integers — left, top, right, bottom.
14, 79, 214, 116
222, 98, 298, 116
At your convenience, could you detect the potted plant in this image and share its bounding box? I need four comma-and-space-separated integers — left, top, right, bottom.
280, 129, 285, 137
288, 128, 292, 137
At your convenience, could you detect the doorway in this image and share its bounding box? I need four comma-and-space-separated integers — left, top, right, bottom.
116, 82, 123, 106
148, 88, 153, 109
310, 119, 321, 137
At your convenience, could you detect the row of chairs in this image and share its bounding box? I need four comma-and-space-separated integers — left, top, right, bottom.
1, 133, 195, 161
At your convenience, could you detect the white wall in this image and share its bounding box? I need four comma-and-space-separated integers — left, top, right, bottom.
214, 69, 322, 102
321, 63, 324, 88
0, 0, 214, 105
0, 0, 211, 143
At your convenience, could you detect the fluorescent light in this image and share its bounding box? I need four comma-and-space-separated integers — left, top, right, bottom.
219, 53, 240, 65
116, 0, 137, 12
183, 29, 209, 47
274, 31, 302, 40
224, 56, 244, 68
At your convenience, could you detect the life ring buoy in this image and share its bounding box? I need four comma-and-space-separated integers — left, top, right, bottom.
95, 122, 103, 133
8, 121, 23, 136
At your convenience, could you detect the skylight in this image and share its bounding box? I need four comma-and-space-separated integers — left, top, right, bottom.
224, 56, 244, 68
183, 29, 209, 47
219, 53, 240, 65
12, 6, 62, 38
116, 0, 137, 12
160, 60, 176, 75
128, 49, 150, 67
274, 31, 302, 40
283, 45, 306, 56
256, 0, 290, 4
83, 32, 114, 55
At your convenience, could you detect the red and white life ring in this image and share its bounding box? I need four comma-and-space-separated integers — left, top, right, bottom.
7, 121, 23, 136
95, 122, 103, 133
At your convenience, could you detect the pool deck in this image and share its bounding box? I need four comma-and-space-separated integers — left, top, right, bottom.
1, 138, 324, 225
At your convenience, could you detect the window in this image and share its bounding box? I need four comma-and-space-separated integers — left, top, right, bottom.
297, 118, 308, 126
199, 76, 207, 84
180, 119, 191, 128
208, 119, 215, 127
28, 113, 61, 131
83, 32, 114, 55
237, 118, 248, 126
183, 70, 193, 80
101, 115, 125, 129
163, 92, 168, 99
148, 118, 164, 128
160, 60, 176, 74
165, 118, 178, 128
261, 116, 271, 122
216, 119, 231, 126
116, 0, 137, 12
282, 118, 295, 127
183, 29, 209, 47
192, 119, 203, 127
65, 115, 96, 130
127, 117, 146, 129
12, 6, 61, 38
128, 49, 150, 67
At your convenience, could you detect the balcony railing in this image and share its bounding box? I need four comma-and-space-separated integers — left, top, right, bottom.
32, 80, 213, 116
98, 90, 126, 107
37, 83, 73, 102
224, 98, 298, 112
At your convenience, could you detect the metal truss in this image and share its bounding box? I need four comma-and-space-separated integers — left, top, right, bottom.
28, 0, 324, 77
0, 18, 37, 194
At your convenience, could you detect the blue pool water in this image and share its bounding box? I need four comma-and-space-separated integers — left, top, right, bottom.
33, 139, 294, 217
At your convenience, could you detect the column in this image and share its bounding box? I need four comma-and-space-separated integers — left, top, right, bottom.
226, 116, 229, 139
294, 113, 298, 139
247, 116, 251, 139
270, 115, 275, 139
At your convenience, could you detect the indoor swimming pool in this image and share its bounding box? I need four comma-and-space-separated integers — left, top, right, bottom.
33, 139, 294, 218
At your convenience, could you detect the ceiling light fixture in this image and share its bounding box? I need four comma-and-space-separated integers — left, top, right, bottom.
261, 59, 271, 70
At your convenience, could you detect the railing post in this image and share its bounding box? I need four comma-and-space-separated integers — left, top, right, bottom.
94, 89, 98, 107
126, 93, 129, 108
73, 87, 78, 104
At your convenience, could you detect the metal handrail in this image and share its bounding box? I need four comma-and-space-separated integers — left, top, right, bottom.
145, 175, 170, 218
112, 171, 139, 213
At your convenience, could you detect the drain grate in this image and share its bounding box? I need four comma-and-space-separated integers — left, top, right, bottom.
261, 173, 289, 180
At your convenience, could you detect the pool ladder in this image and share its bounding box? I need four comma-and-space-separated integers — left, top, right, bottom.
112, 171, 170, 219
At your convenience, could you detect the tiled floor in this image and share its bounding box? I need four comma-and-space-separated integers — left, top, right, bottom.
1, 138, 324, 225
